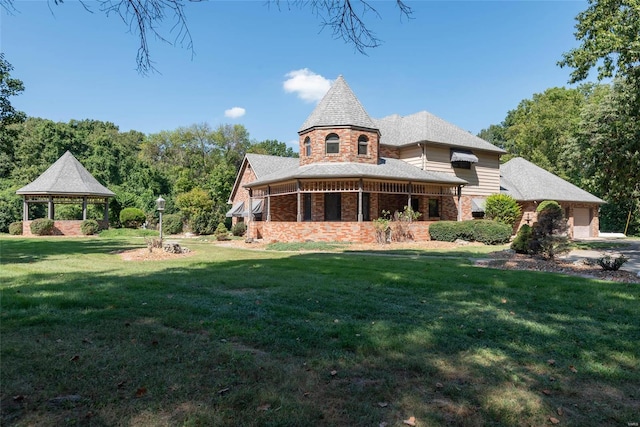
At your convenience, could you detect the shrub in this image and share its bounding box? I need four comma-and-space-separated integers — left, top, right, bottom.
80, 219, 100, 235
190, 211, 217, 235
215, 223, 230, 241
429, 220, 511, 245
8, 221, 23, 235
472, 220, 512, 245
484, 194, 521, 226
231, 222, 247, 237
30, 218, 55, 236
511, 224, 533, 254
597, 254, 628, 271
119, 207, 146, 228
163, 214, 184, 235
530, 200, 569, 259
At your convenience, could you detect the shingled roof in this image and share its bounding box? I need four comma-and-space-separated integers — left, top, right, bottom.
374, 111, 505, 153
298, 75, 377, 133
244, 155, 466, 188
500, 157, 604, 204
16, 151, 116, 197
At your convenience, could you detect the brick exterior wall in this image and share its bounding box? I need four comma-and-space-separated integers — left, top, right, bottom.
22, 220, 108, 237
299, 127, 380, 166
379, 145, 400, 159
229, 162, 257, 227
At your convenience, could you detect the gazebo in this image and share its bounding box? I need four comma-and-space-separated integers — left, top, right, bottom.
16, 151, 116, 236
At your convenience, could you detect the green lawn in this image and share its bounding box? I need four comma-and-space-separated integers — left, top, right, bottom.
1, 236, 638, 426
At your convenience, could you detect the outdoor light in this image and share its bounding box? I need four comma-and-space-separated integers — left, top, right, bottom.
156, 196, 165, 241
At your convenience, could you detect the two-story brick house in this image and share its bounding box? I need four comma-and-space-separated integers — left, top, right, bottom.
228, 76, 603, 242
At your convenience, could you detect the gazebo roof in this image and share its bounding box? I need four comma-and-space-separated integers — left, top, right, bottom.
16, 151, 116, 197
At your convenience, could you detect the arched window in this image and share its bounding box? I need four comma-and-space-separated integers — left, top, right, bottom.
325, 133, 340, 154
304, 137, 311, 156
358, 135, 369, 155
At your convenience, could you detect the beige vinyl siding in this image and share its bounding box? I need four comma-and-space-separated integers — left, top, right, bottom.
398, 145, 423, 169
424, 145, 500, 196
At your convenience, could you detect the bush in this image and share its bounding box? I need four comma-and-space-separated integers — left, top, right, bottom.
119, 207, 146, 229
429, 220, 511, 245
163, 214, 184, 235
80, 219, 100, 235
190, 212, 217, 235
231, 222, 247, 237
597, 254, 628, 271
30, 218, 55, 236
472, 220, 512, 245
484, 194, 521, 226
8, 221, 23, 235
215, 223, 230, 241
530, 200, 569, 259
511, 224, 533, 254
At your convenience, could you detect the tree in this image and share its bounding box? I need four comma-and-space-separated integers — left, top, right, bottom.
559, 0, 640, 84
0, 1, 412, 74
0, 53, 25, 177
248, 139, 298, 158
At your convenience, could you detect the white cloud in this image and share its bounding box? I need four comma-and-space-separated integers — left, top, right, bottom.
283, 69, 332, 103
224, 107, 246, 119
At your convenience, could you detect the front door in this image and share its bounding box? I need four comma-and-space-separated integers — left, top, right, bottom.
324, 193, 341, 221
573, 208, 591, 238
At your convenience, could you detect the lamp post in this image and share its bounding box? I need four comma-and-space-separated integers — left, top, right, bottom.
156, 196, 165, 242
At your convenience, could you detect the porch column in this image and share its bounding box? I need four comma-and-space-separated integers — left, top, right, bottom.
82, 197, 88, 220
248, 189, 254, 240
23, 197, 28, 221
357, 179, 363, 222
457, 185, 463, 222
103, 198, 109, 222
408, 182, 413, 210
266, 186, 271, 222
296, 180, 302, 222
48, 196, 54, 220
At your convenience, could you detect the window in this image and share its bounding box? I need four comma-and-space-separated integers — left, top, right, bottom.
303, 193, 312, 221
410, 198, 419, 215
326, 133, 340, 154
428, 199, 439, 218
304, 137, 311, 157
324, 193, 341, 221
362, 193, 370, 221
451, 161, 472, 169
358, 135, 368, 155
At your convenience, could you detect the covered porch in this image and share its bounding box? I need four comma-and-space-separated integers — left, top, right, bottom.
244, 178, 462, 242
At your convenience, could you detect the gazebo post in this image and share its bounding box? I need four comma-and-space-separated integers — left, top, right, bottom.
103, 198, 109, 223
23, 197, 28, 221
82, 197, 88, 220
48, 196, 54, 220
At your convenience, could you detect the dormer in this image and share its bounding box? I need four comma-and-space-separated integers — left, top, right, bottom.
298, 76, 380, 166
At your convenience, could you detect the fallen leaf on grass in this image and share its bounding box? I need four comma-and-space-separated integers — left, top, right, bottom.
569, 365, 578, 373
13, 395, 25, 402
403, 416, 416, 426
549, 416, 560, 424
82, 338, 93, 344
135, 387, 147, 397
69, 355, 80, 362
557, 407, 564, 416
435, 382, 443, 389
547, 359, 556, 366
257, 403, 271, 411
218, 387, 230, 395
330, 370, 338, 376
542, 389, 552, 395
377, 402, 388, 408
379, 423, 388, 427
117, 381, 126, 389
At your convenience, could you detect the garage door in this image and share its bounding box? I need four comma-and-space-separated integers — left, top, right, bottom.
573, 208, 591, 238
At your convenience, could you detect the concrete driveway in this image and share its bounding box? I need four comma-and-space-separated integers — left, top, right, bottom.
563, 238, 640, 277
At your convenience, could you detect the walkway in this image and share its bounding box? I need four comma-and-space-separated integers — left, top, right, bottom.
562, 238, 640, 277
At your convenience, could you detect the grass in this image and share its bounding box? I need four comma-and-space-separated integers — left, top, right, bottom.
570, 241, 632, 250
1, 235, 639, 426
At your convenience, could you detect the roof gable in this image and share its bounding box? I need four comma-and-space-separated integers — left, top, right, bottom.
500, 157, 604, 204
299, 75, 377, 133
16, 151, 115, 197
227, 153, 300, 203
374, 111, 505, 153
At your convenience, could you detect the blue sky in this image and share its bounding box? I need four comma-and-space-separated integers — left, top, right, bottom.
1, 1, 589, 151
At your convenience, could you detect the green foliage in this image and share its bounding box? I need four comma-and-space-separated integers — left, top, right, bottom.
175, 187, 212, 220
0, 188, 22, 232
80, 219, 100, 235
230, 221, 246, 237
214, 222, 230, 241
30, 218, 54, 235
119, 207, 146, 229
0, 53, 26, 178
597, 254, 628, 271
162, 213, 183, 235
511, 224, 533, 254
248, 139, 298, 157
8, 221, 22, 235
559, 0, 640, 83
530, 201, 570, 259
429, 220, 511, 245
484, 194, 521, 226
190, 211, 216, 235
